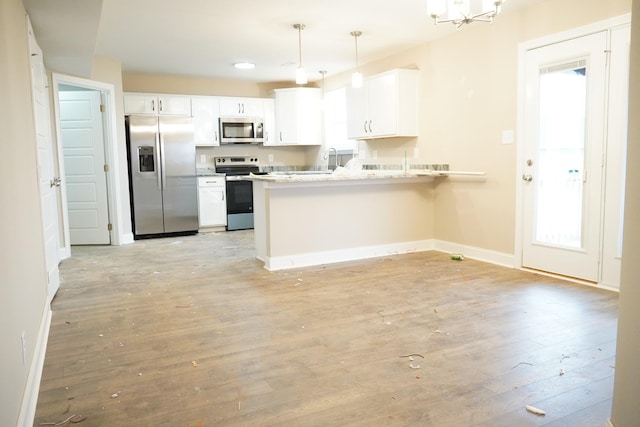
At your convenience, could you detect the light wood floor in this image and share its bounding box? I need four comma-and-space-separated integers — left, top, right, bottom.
34, 230, 618, 426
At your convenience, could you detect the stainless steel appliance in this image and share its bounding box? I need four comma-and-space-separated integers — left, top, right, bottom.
214, 156, 259, 230
219, 117, 264, 144
126, 115, 198, 238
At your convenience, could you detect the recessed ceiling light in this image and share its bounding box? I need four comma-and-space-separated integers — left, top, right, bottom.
234, 62, 256, 70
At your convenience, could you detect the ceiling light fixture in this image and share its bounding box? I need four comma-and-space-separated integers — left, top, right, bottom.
427, 0, 507, 29
350, 31, 363, 89
293, 23, 307, 84
233, 62, 255, 70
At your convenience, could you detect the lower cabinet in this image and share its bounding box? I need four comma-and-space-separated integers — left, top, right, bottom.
198, 177, 227, 228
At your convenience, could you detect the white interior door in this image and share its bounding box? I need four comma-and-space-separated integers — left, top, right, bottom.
59, 90, 110, 245
27, 18, 60, 300
521, 32, 607, 282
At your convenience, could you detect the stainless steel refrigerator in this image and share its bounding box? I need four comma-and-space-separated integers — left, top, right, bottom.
126, 115, 198, 238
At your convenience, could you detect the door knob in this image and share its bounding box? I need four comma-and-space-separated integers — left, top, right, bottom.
522, 174, 533, 182
49, 177, 62, 187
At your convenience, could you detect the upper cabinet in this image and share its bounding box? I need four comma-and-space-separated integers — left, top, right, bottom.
346, 69, 418, 140
219, 97, 264, 117
270, 87, 321, 146
191, 96, 220, 146
263, 98, 276, 146
124, 93, 191, 116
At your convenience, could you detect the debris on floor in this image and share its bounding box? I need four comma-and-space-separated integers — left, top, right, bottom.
450, 253, 464, 261
40, 413, 87, 425
511, 362, 534, 369
191, 360, 198, 367
525, 405, 546, 416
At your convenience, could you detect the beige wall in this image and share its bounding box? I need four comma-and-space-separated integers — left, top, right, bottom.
611, 1, 640, 425
0, 0, 49, 424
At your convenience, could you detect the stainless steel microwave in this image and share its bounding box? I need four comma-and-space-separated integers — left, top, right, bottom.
219, 117, 264, 144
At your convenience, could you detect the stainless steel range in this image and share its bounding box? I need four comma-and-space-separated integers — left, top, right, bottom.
214, 156, 259, 231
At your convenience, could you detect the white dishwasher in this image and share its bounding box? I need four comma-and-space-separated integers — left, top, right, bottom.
197, 176, 227, 228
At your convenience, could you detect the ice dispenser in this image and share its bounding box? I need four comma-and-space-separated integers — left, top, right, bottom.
138, 146, 155, 172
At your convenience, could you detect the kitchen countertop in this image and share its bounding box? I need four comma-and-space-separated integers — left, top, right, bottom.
196, 167, 225, 177
248, 169, 452, 184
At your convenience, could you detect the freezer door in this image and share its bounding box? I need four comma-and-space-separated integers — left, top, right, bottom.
159, 117, 198, 233
128, 116, 164, 235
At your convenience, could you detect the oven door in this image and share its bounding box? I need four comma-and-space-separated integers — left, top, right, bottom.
225, 178, 253, 214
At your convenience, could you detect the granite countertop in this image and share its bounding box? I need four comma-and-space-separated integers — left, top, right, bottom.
249, 168, 445, 183
197, 167, 225, 177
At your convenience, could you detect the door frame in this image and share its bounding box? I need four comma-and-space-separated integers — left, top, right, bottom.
51, 73, 127, 256
515, 14, 631, 285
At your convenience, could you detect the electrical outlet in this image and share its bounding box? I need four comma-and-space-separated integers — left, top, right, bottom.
21, 331, 27, 364
268, 154, 274, 163
200, 154, 206, 163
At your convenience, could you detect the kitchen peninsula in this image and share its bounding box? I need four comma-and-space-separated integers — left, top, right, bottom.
251, 171, 437, 270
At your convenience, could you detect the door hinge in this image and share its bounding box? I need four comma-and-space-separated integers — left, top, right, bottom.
108, 223, 113, 231
104, 164, 109, 172
100, 104, 106, 113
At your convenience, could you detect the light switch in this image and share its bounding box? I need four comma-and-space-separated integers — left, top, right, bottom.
200, 154, 206, 163
502, 130, 514, 145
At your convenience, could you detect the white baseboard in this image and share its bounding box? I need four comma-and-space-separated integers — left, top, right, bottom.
16, 304, 52, 427
606, 419, 615, 427
432, 240, 515, 268
117, 232, 134, 246
264, 239, 435, 271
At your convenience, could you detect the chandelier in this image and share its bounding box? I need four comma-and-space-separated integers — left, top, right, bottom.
427, 0, 507, 28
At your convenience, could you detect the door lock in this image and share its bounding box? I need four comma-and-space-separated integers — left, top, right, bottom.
522, 174, 533, 182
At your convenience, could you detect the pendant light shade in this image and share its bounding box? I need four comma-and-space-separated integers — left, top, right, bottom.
350, 31, 363, 88
294, 24, 307, 84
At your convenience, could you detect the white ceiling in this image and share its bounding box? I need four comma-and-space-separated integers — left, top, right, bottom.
24, 0, 544, 84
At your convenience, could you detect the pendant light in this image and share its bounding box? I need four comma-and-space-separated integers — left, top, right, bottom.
293, 24, 307, 84
350, 31, 363, 88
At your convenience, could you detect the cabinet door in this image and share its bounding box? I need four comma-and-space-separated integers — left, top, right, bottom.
158, 96, 191, 115
124, 94, 157, 114
198, 182, 227, 227
192, 97, 220, 146
346, 86, 368, 139
274, 90, 297, 144
263, 99, 276, 146
219, 98, 264, 117
367, 73, 397, 137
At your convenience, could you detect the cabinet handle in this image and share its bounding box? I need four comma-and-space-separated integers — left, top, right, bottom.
159, 99, 163, 112
241, 103, 245, 114
368, 120, 373, 133
363, 121, 367, 133
151, 99, 155, 112
279, 131, 283, 142
222, 192, 225, 201
214, 131, 218, 142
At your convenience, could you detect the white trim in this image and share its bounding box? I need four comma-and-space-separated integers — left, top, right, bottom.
606, 419, 615, 427
432, 240, 515, 268
520, 267, 620, 293
515, 14, 631, 273
16, 305, 52, 427
262, 239, 435, 271
51, 73, 130, 247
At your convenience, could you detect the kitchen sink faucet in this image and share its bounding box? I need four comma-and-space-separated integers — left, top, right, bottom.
324, 147, 338, 170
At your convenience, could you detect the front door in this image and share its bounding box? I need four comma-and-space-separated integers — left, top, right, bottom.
59, 89, 110, 245
521, 32, 608, 282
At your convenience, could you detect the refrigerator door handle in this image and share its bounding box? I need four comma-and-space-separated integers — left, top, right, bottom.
159, 133, 167, 190
155, 132, 162, 190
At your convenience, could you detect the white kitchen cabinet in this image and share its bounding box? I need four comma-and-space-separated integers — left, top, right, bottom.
271, 87, 321, 146
198, 176, 227, 228
124, 93, 191, 116
219, 97, 264, 117
192, 96, 220, 146
346, 69, 418, 139
262, 98, 275, 145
